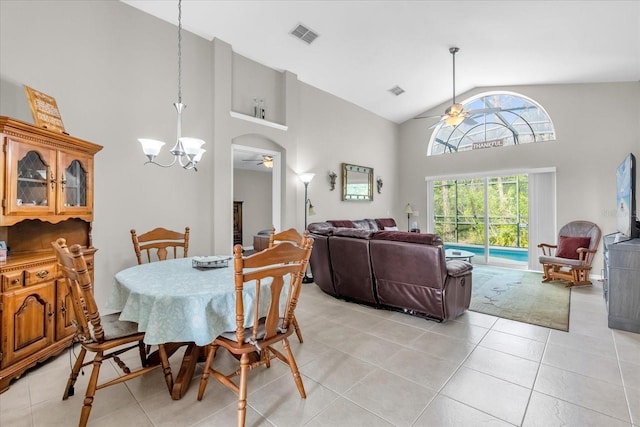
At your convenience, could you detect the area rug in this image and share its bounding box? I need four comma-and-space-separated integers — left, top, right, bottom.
469, 265, 570, 331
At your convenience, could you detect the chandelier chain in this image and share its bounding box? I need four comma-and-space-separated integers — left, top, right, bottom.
177, 0, 182, 104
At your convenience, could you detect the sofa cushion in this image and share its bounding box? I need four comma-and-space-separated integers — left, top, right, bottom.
384, 226, 399, 231
364, 219, 379, 231
328, 220, 355, 228
333, 227, 374, 239
307, 222, 334, 235
372, 231, 443, 246
375, 218, 397, 229
352, 219, 374, 230
556, 236, 591, 259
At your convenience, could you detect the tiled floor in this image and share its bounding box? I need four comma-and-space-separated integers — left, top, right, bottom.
1, 276, 639, 426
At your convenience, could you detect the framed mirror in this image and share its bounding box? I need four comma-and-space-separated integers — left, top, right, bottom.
342, 163, 373, 201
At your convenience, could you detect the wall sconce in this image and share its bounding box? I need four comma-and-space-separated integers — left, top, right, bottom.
376, 177, 383, 194
328, 171, 337, 191
404, 203, 413, 232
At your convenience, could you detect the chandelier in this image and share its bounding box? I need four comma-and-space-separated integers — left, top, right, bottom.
138, 0, 205, 171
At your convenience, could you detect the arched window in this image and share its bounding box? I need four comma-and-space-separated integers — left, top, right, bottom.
427, 91, 555, 156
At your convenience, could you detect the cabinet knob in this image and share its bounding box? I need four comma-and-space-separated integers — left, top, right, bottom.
37, 270, 50, 279
11, 278, 22, 285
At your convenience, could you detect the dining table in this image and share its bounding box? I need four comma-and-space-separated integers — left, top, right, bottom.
107, 256, 286, 399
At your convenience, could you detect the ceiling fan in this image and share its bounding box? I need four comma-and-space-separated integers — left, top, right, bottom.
243, 154, 273, 168
416, 47, 501, 129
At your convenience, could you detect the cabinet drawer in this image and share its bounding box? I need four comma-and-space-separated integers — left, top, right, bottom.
24, 264, 57, 286
2, 271, 24, 291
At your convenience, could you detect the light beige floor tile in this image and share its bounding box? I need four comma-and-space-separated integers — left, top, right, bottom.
429, 319, 490, 344
248, 375, 339, 427
386, 311, 438, 330
343, 368, 436, 426
542, 343, 623, 385
620, 360, 640, 390
568, 314, 616, 341
409, 330, 476, 365
453, 310, 499, 329
192, 400, 272, 427
381, 347, 460, 391
140, 376, 237, 427
31, 382, 133, 426
464, 345, 539, 388
0, 376, 31, 410
534, 364, 630, 422
415, 394, 515, 427
3, 277, 638, 427
0, 404, 33, 427
367, 317, 427, 346
441, 366, 530, 425
548, 329, 617, 359
480, 330, 545, 361
493, 317, 551, 342
338, 332, 403, 366
625, 385, 640, 425
522, 391, 632, 427
614, 329, 640, 366
283, 336, 333, 368
327, 306, 386, 331
91, 401, 154, 427
305, 396, 394, 427
300, 350, 375, 393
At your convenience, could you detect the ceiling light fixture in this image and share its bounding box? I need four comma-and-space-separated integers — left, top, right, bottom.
138, 0, 205, 171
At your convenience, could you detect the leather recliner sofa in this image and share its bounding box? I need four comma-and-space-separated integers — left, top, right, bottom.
307, 219, 473, 321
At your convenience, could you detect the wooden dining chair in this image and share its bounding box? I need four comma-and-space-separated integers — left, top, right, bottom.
268, 227, 306, 343
130, 226, 190, 264
52, 238, 173, 427
197, 234, 314, 427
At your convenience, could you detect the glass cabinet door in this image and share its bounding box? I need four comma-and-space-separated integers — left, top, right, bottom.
9, 139, 56, 216
57, 152, 93, 215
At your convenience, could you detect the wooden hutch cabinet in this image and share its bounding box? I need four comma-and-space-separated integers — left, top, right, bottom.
0, 116, 102, 393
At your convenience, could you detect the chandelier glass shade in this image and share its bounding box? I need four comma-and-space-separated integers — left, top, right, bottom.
138, 0, 205, 171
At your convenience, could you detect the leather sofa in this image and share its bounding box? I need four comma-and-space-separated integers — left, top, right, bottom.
307, 219, 473, 321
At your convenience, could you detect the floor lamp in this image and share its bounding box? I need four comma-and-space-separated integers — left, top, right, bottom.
299, 172, 315, 283
404, 203, 413, 232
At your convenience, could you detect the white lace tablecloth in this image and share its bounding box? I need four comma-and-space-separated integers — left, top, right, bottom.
107, 257, 284, 345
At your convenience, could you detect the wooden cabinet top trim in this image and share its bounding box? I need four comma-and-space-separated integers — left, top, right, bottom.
0, 116, 103, 155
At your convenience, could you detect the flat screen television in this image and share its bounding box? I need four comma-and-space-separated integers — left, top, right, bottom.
616, 153, 639, 238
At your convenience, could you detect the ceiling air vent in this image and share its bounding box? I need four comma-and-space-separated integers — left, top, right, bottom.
389, 85, 405, 96
290, 24, 319, 44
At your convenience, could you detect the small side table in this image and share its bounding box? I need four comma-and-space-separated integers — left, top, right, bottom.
445, 249, 474, 262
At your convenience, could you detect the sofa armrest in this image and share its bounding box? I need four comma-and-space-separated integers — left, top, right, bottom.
446, 260, 473, 277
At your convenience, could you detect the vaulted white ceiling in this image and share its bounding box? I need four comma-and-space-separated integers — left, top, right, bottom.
122, 0, 640, 124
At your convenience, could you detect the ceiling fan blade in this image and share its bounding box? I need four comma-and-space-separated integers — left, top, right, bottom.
428, 119, 445, 129
414, 115, 443, 120
466, 107, 502, 116
462, 116, 478, 126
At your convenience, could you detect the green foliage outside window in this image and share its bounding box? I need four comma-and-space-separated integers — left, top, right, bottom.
433, 175, 528, 248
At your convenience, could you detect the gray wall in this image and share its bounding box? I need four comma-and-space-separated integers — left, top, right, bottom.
0, 0, 399, 309
233, 169, 273, 246
398, 83, 640, 270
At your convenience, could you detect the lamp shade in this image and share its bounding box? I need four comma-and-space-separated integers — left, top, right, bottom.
138, 139, 165, 156
179, 137, 205, 155
299, 173, 315, 184
404, 203, 414, 214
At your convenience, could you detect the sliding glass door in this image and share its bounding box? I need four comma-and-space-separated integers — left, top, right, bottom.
432, 174, 529, 266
